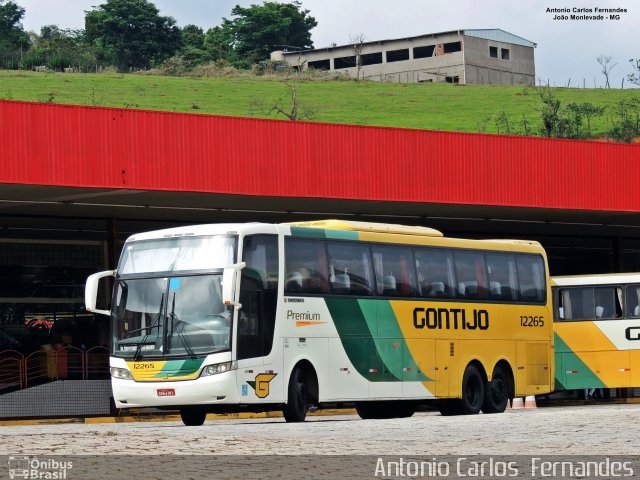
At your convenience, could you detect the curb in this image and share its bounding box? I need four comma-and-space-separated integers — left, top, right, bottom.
0, 408, 357, 427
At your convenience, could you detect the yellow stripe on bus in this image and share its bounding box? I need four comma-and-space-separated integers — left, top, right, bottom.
555, 322, 617, 352
555, 322, 632, 387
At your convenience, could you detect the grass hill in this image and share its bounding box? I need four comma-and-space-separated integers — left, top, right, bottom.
1, 70, 638, 137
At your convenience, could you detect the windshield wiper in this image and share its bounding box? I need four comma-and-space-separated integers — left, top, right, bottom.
133, 293, 164, 361
122, 324, 160, 338
169, 292, 197, 360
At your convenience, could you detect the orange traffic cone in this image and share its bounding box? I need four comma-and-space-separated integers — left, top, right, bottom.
511, 397, 524, 409
524, 395, 537, 409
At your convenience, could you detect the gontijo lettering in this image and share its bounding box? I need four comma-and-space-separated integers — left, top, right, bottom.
626, 326, 640, 341
413, 307, 489, 330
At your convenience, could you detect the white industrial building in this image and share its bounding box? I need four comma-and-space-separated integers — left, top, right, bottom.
271, 29, 536, 85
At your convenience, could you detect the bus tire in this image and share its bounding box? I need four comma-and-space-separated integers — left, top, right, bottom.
355, 402, 379, 420
180, 408, 207, 426
459, 364, 484, 415
482, 365, 510, 414
283, 366, 308, 422
395, 404, 415, 418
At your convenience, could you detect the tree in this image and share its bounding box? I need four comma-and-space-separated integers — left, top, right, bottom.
250, 75, 315, 121
204, 23, 239, 65
534, 86, 568, 137
0, 1, 30, 60
217, 1, 317, 66
565, 102, 605, 138
628, 58, 640, 86
349, 33, 366, 82
177, 24, 208, 67
181, 24, 205, 50
27, 26, 95, 71
532, 86, 604, 139
596, 55, 616, 89
566, 102, 605, 137
85, 0, 181, 71
606, 98, 640, 143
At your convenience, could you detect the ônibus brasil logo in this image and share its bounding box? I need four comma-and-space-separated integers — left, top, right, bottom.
8, 456, 72, 479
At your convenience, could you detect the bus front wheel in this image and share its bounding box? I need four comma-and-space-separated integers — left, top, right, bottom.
180, 407, 207, 426
459, 364, 484, 415
283, 366, 308, 422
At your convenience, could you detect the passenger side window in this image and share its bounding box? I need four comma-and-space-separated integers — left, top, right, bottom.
626, 285, 640, 317
327, 242, 375, 295
414, 248, 455, 298
486, 253, 518, 301
242, 235, 279, 291
454, 251, 488, 300
284, 238, 329, 294
516, 255, 546, 302
371, 245, 418, 297
559, 288, 594, 320
594, 287, 622, 319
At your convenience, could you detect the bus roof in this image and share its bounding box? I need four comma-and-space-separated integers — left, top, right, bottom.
125, 220, 545, 255
285, 220, 444, 237
552, 272, 640, 286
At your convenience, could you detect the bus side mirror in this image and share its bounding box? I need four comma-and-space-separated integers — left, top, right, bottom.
85, 270, 116, 316
222, 262, 246, 310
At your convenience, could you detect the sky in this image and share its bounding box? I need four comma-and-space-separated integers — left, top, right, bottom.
12, 0, 640, 88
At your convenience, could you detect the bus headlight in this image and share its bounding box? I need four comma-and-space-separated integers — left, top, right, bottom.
201, 361, 235, 377
110, 367, 133, 380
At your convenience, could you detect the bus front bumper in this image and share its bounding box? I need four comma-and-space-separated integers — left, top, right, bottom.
111, 371, 239, 408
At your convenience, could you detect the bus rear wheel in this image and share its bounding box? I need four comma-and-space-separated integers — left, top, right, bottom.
180, 407, 207, 426
459, 364, 484, 415
283, 366, 308, 422
482, 365, 510, 414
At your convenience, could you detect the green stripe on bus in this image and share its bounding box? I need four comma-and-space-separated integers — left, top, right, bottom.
289, 227, 327, 238
289, 226, 359, 240
553, 333, 606, 389
356, 299, 407, 381
325, 230, 359, 240
365, 299, 432, 382
155, 358, 204, 377
325, 297, 400, 382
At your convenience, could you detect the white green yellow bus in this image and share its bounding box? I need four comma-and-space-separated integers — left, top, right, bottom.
552, 273, 640, 393
85, 220, 554, 426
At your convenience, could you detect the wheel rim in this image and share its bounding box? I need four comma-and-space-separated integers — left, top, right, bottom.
491, 376, 506, 403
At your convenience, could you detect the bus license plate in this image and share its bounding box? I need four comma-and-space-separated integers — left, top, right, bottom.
157, 389, 175, 397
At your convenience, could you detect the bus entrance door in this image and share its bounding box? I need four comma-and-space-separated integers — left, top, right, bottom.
435, 340, 455, 398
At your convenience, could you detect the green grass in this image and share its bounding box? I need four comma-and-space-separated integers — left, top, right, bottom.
1, 70, 638, 136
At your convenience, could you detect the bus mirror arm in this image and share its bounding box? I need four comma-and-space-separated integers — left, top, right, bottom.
223, 262, 246, 310
85, 270, 116, 316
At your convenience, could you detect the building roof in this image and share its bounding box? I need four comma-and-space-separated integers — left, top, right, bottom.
279, 28, 536, 55
1, 100, 640, 224
463, 29, 536, 48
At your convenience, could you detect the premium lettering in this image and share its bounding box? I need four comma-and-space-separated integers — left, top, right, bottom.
286, 310, 320, 321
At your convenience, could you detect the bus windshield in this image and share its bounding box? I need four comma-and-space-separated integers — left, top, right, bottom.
112, 274, 232, 358
119, 235, 237, 274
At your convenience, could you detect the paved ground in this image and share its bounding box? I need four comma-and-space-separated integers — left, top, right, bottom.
1, 403, 638, 456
